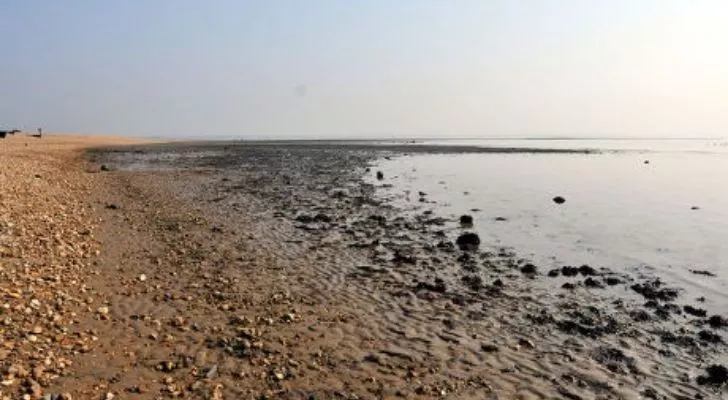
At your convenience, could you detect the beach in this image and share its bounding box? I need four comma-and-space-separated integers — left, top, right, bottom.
1, 135, 726, 399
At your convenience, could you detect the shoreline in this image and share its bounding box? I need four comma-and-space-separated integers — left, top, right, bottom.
1, 135, 726, 398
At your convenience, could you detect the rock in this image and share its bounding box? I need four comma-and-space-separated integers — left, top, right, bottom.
552, 196, 566, 204
105, 203, 119, 210
205, 365, 219, 379
494, 217, 507, 221
459, 215, 473, 225
455, 232, 480, 251
604, 276, 622, 285
100, 164, 110, 171
578, 265, 598, 276
393, 251, 416, 265
631, 280, 679, 301
562, 282, 576, 290
376, 171, 384, 180
561, 266, 579, 277
690, 269, 716, 277
313, 213, 331, 223
480, 344, 499, 353
547, 269, 560, 277
520, 264, 537, 274
698, 330, 722, 344
518, 338, 535, 349
461, 275, 483, 291
97, 306, 110, 315
414, 279, 447, 293
708, 315, 728, 329
691, 206, 700, 210
492, 279, 503, 287
139, 274, 147, 282
697, 364, 728, 386
683, 305, 707, 317
584, 277, 604, 288
643, 160, 650, 164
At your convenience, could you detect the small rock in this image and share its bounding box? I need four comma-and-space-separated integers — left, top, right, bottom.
138, 274, 147, 282
578, 265, 598, 276
376, 171, 384, 180
690, 269, 716, 277
697, 364, 728, 386
205, 365, 219, 379
698, 330, 723, 344
584, 277, 604, 289
547, 269, 560, 277
684, 305, 707, 317
691, 206, 700, 210
562, 282, 576, 290
494, 217, 507, 221
520, 264, 537, 274
480, 344, 499, 353
455, 232, 480, 251
97, 306, 110, 315
708, 315, 728, 329
518, 338, 535, 349
552, 196, 566, 204
604, 277, 622, 285
100, 164, 110, 171
643, 160, 650, 164
459, 215, 473, 225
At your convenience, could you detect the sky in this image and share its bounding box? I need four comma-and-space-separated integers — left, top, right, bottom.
0, 0, 727, 139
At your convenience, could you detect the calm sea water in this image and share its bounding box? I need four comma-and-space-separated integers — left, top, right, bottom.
372, 139, 728, 310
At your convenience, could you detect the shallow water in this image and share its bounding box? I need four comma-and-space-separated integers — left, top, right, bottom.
372, 139, 728, 311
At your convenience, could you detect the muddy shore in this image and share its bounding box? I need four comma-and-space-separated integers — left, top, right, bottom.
2, 137, 727, 399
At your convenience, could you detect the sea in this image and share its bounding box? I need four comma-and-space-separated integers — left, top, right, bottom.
369, 138, 728, 311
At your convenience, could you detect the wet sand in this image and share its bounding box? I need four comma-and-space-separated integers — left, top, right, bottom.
2, 137, 726, 399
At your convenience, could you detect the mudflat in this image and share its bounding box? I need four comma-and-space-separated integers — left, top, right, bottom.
2, 136, 726, 399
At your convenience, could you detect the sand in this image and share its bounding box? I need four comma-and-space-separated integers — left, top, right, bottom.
1, 135, 726, 399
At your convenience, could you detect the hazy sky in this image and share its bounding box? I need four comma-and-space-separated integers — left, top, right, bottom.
1, 1, 726, 138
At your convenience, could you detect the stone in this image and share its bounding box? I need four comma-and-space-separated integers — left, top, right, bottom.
459, 215, 473, 225
552, 196, 566, 204
697, 364, 728, 386
455, 232, 480, 251
520, 264, 537, 274
604, 277, 622, 285
708, 315, 728, 329
376, 171, 384, 180
480, 344, 499, 353
518, 338, 535, 349
138, 274, 147, 282
584, 277, 604, 288
578, 265, 598, 276
683, 305, 707, 317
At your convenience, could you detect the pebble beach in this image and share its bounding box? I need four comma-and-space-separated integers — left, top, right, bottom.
1, 136, 727, 399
